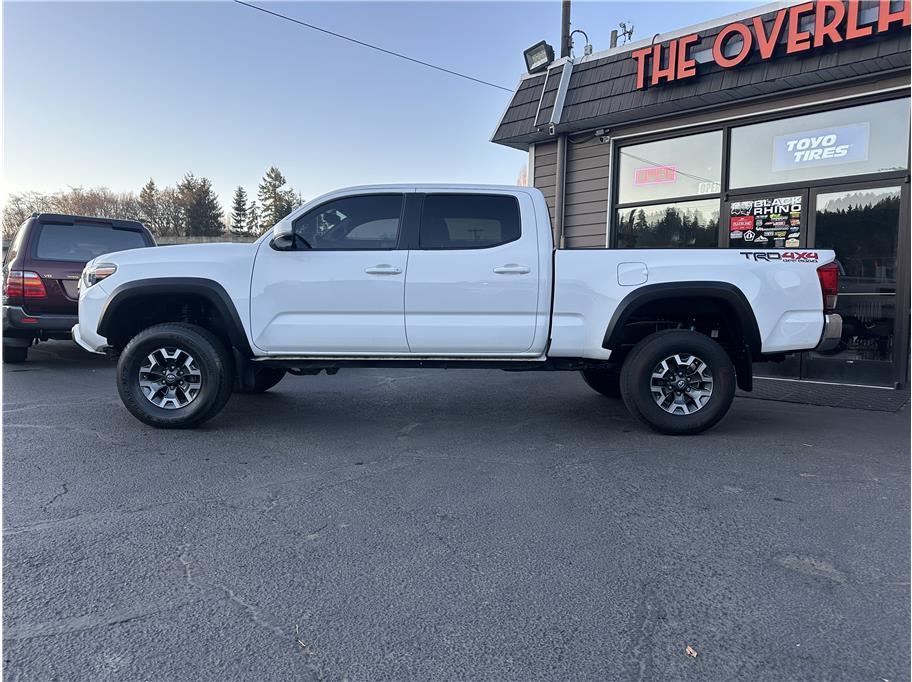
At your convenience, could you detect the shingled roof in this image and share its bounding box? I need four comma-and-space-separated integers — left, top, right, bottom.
491, 0, 911, 149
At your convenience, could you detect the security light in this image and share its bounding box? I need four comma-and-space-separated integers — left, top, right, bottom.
524, 41, 554, 74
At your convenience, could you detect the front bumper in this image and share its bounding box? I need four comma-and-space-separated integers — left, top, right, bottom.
815, 313, 843, 352
71, 280, 112, 354
3, 305, 78, 340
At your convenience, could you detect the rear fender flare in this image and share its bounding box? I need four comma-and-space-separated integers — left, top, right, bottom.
602, 282, 762, 355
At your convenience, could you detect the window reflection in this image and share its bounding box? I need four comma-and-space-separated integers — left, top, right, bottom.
730, 98, 910, 188
617, 132, 722, 204
616, 199, 719, 248
810, 186, 901, 377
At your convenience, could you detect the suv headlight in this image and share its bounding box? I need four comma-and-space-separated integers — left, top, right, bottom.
80, 262, 117, 290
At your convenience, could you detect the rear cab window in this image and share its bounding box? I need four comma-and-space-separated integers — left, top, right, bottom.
33, 223, 148, 262
419, 194, 521, 249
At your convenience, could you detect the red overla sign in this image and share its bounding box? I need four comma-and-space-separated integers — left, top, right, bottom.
632, 0, 910, 89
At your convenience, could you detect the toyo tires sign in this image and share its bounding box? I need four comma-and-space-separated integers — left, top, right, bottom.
773, 123, 870, 171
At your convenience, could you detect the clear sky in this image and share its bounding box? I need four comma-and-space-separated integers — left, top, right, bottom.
3, 0, 754, 208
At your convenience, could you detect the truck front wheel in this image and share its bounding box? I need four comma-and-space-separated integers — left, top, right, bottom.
116, 323, 234, 429
619, 330, 735, 435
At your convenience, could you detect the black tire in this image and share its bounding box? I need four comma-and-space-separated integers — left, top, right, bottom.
3, 346, 28, 364
580, 368, 621, 398
619, 330, 735, 436
116, 323, 233, 429
237, 367, 286, 394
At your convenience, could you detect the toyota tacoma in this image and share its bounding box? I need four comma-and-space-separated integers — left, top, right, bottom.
73, 185, 841, 434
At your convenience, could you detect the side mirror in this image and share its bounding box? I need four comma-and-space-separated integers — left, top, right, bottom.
270, 221, 295, 251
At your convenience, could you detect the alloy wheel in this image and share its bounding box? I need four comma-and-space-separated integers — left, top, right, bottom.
138, 347, 202, 409
650, 353, 714, 416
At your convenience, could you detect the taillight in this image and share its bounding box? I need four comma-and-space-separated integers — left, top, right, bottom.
3, 270, 47, 299
817, 262, 839, 313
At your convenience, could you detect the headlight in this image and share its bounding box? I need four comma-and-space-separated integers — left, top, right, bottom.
80, 262, 117, 290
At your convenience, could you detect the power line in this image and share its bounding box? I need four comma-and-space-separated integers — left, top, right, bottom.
232, 0, 513, 93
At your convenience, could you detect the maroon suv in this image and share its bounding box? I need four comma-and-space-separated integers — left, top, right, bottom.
3, 213, 155, 363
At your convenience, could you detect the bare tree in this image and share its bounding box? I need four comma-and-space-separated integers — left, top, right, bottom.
3, 192, 53, 239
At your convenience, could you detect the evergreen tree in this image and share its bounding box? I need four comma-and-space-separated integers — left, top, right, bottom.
230, 186, 249, 234
246, 201, 261, 235
257, 166, 298, 229
176, 173, 224, 237
138, 178, 161, 234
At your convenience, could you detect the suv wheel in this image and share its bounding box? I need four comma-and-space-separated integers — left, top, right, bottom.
3, 346, 28, 364
237, 367, 286, 394
619, 330, 735, 435
117, 323, 233, 429
580, 368, 621, 398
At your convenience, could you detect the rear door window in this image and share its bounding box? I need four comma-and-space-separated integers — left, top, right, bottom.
419, 194, 521, 249
34, 224, 148, 262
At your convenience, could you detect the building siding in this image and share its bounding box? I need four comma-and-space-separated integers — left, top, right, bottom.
532, 141, 558, 236
532, 136, 610, 249
563, 136, 610, 248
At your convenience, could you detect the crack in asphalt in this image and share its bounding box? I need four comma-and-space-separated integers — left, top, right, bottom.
3, 603, 183, 642
177, 545, 325, 681
4, 458, 418, 537
41, 482, 68, 514
625, 583, 666, 682
178, 544, 287, 641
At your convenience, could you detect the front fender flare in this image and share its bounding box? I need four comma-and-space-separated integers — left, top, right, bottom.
96, 277, 253, 357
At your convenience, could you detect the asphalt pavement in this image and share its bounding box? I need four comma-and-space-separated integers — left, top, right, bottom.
3, 341, 910, 681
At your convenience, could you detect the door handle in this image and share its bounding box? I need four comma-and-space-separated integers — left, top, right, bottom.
493, 264, 531, 275
364, 265, 402, 275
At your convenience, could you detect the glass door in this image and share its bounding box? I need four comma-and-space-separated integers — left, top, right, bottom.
803, 184, 903, 385
724, 190, 810, 379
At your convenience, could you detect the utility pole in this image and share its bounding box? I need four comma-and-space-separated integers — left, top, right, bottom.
560, 0, 571, 58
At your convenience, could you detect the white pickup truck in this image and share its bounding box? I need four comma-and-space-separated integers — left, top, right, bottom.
73, 184, 841, 434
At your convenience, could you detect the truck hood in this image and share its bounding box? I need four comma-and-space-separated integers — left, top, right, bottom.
94, 241, 259, 266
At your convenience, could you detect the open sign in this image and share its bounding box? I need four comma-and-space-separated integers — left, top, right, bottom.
634, 165, 677, 185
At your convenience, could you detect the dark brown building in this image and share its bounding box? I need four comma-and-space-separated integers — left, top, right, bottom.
492, 0, 911, 388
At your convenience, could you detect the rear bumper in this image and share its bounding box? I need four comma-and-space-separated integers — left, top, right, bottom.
2, 305, 77, 340
815, 313, 843, 352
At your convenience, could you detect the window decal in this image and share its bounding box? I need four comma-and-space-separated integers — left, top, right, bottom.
729, 196, 802, 247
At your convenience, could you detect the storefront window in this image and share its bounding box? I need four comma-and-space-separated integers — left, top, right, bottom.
616, 199, 719, 248
617, 131, 723, 204
729, 98, 910, 189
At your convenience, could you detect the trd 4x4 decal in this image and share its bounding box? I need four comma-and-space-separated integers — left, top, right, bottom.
739, 251, 819, 263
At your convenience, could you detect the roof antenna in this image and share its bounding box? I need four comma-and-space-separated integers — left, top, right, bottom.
618, 21, 635, 45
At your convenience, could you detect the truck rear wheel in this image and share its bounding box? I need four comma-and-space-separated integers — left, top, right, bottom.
580, 368, 621, 398
116, 323, 233, 429
619, 330, 735, 435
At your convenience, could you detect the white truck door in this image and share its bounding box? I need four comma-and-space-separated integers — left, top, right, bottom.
404, 192, 540, 354
249, 192, 409, 354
